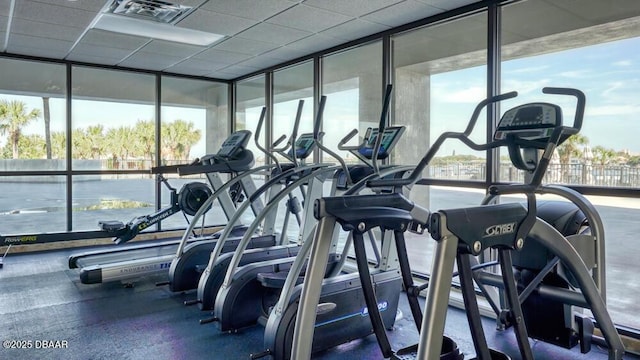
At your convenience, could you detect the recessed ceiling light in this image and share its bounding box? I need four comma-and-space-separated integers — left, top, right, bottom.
91, 0, 225, 47
107, 0, 192, 24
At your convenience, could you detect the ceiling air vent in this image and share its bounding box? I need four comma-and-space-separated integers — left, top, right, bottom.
107, 0, 193, 24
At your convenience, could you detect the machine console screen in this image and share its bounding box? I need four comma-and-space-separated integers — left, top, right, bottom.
218, 131, 251, 157
494, 103, 562, 141
358, 126, 405, 159
290, 133, 316, 159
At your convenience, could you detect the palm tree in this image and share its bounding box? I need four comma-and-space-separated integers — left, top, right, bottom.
161, 119, 201, 162
592, 146, 617, 166
51, 132, 66, 159
134, 120, 155, 165
556, 133, 589, 183
0, 100, 41, 159
85, 125, 106, 159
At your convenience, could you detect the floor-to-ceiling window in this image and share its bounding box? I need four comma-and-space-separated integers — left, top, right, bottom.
0, 58, 67, 234
71, 66, 156, 231
0, 58, 229, 237
321, 41, 383, 164
235, 75, 266, 167
500, 0, 640, 331
273, 61, 314, 153
392, 10, 488, 274
159, 76, 229, 230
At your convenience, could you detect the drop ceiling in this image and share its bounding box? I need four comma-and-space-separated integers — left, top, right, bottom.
0, 0, 481, 80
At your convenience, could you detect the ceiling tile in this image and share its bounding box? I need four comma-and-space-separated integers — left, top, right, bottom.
30, 0, 107, 12
363, 0, 441, 27
7, 33, 74, 52
118, 52, 185, 71
286, 34, 345, 53
416, 0, 479, 11
236, 56, 285, 69
177, 8, 258, 36
212, 37, 280, 56
77, 29, 150, 51
166, 58, 227, 76
236, 23, 311, 45
13, 0, 96, 28
139, 40, 204, 57
200, 0, 296, 21
10, 19, 85, 42
321, 19, 390, 41
194, 48, 250, 65
6, 44, 70, 58
65, 52, 122, 66
69, 42, 134, 60
303, 0, 404, 17
205, 71, 237, 80
210, 64, 261, 79
260, 45, 312, 60
174, 58, 228, 70
0, 1, 10, 16
266, 4, 353, 33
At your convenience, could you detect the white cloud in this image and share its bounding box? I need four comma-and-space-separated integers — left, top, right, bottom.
559, 70, 591, 78
502, 79, 552, 95
613, 60, 632, 67
601, 81, 625, 98
433, 86, 486, 104
586, 104, 640, 117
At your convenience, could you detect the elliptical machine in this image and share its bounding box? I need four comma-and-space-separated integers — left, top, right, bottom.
289, 88, 625, 360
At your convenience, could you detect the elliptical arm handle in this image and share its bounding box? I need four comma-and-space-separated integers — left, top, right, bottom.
371, 84, 394, 175
542, 87, 585, 132
338, 129, 359, 149
272, 134, 287, 148
254, 107, 281, 170
367, 91, 518, 188
287, 99, 305, 167
313, 96, 354, 185
313, 96, 327, 141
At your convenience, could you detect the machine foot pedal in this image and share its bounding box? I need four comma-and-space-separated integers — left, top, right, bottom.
392, 337, 463, 360
250, 349, 272, 359
470, 349, 511, 360
99, 220, 126, 232
184, 299, 200, 306
576, 313, 594, 354
199, 316, 218, 325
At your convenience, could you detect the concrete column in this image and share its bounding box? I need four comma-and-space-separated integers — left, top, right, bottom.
205, 86, 229, 155
394, 67, 431, 208
357, 74, 382, 132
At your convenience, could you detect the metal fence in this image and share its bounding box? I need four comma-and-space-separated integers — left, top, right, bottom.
428, 161, 640, 188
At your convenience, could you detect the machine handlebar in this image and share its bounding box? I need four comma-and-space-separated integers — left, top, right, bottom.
368, 91, 517, 188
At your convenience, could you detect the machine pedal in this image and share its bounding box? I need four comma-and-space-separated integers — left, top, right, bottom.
392, 337, 464, 360
199, 316, 218, 325
99, 220, 126, 232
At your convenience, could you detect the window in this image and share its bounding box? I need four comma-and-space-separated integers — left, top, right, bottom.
160, 76, 229, 229
500, 0, 640, 330
0, 58, 67, 233
273, 61, 314, 151
235, 75, 266, 167
392, 11, 488, 273
321, 41, 383, 164
71, 66, 156, 231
